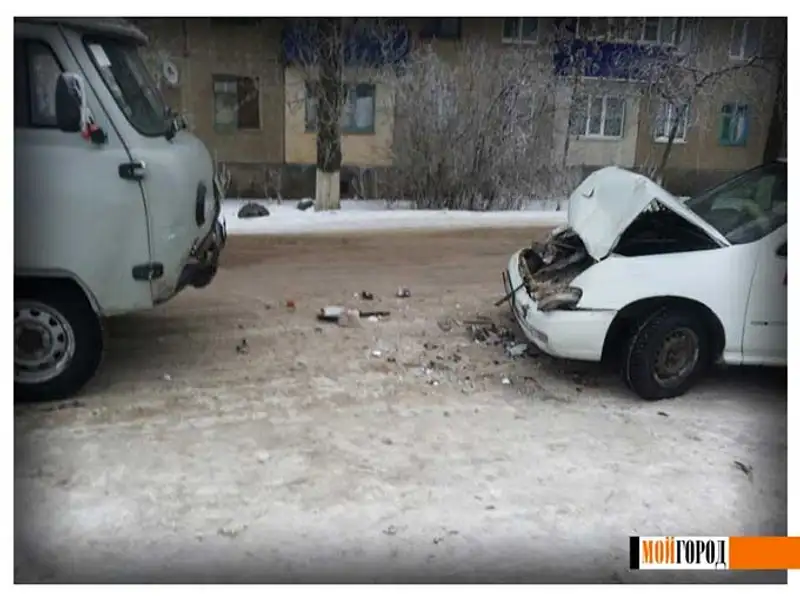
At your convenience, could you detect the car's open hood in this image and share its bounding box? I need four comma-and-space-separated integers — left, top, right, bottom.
567, 166, 730, 260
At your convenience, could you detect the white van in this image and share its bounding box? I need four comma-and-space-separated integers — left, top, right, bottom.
503, 161, 787, 400
14, 18, 227, 402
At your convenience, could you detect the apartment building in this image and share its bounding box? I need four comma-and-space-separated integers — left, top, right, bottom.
134, 17, 786, 198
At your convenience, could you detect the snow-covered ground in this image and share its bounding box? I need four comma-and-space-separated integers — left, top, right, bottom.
222, 198, 568, 236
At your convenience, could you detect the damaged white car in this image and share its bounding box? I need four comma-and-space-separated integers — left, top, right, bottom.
503, 161, 787, 400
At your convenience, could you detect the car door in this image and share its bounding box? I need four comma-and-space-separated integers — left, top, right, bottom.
14, 21, 153, 315
741, 227, 787, 365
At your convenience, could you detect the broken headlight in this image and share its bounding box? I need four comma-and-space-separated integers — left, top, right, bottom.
537, 287, 583, 312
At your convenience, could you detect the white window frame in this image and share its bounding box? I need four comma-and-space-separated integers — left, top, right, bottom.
572, 94, 626, 139
654, 102, 689, 143
501, 17, 539, 45
729, 18, 763, 60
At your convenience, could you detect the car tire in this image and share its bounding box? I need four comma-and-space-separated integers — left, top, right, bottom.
622, 307, 710, 401
14, 281, 104, 403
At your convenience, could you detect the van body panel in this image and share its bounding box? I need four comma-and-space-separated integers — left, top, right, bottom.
14, 20, 154, 315
15, 19, 222, 314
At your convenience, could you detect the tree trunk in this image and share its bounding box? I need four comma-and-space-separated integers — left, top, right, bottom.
763, 44, 787, 163
315, 17, 344, 212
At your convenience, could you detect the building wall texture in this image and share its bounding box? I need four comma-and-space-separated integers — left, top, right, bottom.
135, 17, 786, 198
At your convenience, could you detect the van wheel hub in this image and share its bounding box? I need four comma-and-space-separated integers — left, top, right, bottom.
15, 302, 76, 384
653, 327, 699, 387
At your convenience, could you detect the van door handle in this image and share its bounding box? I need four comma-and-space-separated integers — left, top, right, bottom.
119, 161, 146, 181
776, 243, 787, 258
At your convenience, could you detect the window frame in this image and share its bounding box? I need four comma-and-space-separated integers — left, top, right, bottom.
305, 81, 377, 135
729, 18, 762, 60
419, 17, 462, 41
212, 74, 261, 132
571, 94, 626, 139
15, 38, 66, 130
654, 101, 690, 143
719, 102, 749, 147
501, 17, 539, 45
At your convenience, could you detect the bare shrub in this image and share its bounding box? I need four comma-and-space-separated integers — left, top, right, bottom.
385, 41, 569, 211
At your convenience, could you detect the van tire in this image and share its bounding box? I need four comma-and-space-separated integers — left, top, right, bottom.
14, 281, 103, 403
622, 307, 709, 401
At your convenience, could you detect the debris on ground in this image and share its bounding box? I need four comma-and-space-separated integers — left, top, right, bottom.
217, 523, 248, 538
318, 306, 390, 326
338, 309, 362, 329
382, 525, 398, 536
235, 339, 249, 354
433, 536, 445, 545
39, 400, 86, 412
162, 374, 172, 382
501, 377, 512, 385
467, 321, 515, 346
371, 350, 383, 358
296, 199, 314, 211
436, 316, 458, 332
286, 300, 296, 311
319, 305, 345, 322
506, 343, 529, 357
237, 202, 270, 219
361, 290, 375, 300
733, 460, 754, 480
360, 310, 391, 319
657, 411, 669, 417
396, 287, 411, 298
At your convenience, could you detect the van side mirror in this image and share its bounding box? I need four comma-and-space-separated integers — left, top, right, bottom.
55, 73, 84, 133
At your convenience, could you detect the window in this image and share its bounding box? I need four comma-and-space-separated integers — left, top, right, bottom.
305, 82, 376, 134
684, 161, 786, 245
502, 18, 538, 44
420, 18, 461, 40
729, 19, 762, 60
569, 95, 625, 138
719, 103, 748, 146
85, 36, 168, 137
213, 75, 260, 131
654, 102, 689, 142
14, 39, 63, 128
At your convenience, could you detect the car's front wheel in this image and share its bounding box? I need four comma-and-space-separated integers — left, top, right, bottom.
622, 308, 710, 400
14, 281, 103, 403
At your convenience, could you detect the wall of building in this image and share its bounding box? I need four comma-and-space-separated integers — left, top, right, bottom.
283, 67, 395, 168
135, 18, 285, 194
551, 81, 641, 169
633, 17, 785, 188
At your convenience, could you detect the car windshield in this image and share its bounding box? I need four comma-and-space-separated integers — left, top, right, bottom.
683, 162, 787, 245
84, 36, 167, 137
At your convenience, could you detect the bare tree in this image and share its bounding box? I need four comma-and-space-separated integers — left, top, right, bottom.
284, 18, 406, 211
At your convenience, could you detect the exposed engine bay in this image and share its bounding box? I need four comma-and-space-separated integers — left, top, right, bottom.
518, 202, 722, 311
519, 227, 592, 311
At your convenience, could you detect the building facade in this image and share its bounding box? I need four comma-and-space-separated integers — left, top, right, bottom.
134, 16, 786, 199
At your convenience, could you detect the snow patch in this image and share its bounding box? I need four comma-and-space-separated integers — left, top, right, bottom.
221, 198, 568, 236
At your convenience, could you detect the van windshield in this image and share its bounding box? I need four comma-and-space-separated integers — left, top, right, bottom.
683, 161, 787, 245
84, 36, 168, 137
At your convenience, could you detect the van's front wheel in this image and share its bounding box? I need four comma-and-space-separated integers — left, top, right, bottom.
14, 282, 103, 403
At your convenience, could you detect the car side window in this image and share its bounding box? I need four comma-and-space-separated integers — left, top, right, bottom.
14, 39, 64, 128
